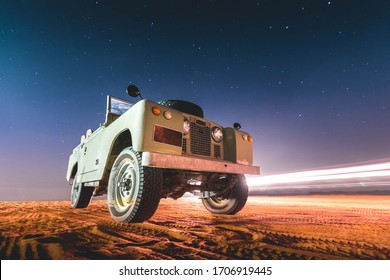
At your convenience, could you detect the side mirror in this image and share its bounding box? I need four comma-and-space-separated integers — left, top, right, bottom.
126, 84, 142, 98
233, 122, 241, 130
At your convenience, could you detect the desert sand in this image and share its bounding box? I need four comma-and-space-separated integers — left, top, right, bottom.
0, 195, 389, 260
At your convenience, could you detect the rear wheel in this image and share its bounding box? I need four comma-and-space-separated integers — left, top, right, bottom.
70, 172, 94, 208
202, 175, 248, 214
107, 147, 162, 223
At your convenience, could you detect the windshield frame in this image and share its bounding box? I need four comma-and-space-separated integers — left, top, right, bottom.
107, 96, 135, 115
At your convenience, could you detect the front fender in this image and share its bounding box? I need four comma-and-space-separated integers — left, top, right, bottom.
66, 153, 78, 182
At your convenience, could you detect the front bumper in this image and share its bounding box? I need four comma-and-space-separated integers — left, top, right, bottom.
141, 152, 260, 175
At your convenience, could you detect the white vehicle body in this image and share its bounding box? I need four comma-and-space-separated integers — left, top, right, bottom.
66, 86, 260, 222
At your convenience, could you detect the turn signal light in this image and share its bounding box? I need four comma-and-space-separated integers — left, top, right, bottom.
242, 134, 253, 142
152, 106, 161, 115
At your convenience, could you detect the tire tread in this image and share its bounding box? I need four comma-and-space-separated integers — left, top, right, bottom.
202, 175, 248, 215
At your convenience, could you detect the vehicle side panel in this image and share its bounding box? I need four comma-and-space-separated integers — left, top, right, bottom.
68, 100, 185, 183
223, 128, 254, 165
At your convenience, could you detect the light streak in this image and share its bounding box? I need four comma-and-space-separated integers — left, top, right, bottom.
247, 160, 390, 191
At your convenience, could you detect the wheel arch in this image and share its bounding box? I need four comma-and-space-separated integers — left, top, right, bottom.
102, 129, 133, 180
66, 161, 78, 182
70, 163, 78, 179
110, 129, 133, 157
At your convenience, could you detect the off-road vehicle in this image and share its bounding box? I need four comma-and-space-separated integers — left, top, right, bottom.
66, 85, 260, 222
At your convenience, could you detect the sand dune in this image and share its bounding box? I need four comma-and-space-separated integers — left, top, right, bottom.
0, 196, 389, 260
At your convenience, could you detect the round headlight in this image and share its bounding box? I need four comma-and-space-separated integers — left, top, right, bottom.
211, 126, 223, 142
183, 118, 190, 135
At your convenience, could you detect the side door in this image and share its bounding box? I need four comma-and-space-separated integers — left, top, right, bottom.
79, 128, 102, 182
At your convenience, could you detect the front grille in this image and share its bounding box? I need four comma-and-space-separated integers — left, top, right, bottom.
214, 145, 221, 159
190, 122, 211, 156
182, 138, 187, 154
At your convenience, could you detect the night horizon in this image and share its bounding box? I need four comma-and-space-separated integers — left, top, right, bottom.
1, 0, 390, 201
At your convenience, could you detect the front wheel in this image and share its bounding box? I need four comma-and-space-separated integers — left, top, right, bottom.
107, 147, 162, 223
202, 175, 248, 214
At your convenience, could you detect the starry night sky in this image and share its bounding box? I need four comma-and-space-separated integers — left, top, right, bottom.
1, 0, 390, 201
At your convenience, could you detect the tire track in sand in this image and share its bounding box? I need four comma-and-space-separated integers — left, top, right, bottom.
0, 196, 389, 259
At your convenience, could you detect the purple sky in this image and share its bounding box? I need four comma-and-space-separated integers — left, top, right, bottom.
1, 1, 390, 200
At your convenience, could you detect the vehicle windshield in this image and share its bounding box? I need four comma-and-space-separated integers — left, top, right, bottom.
109, 96, 134, 115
